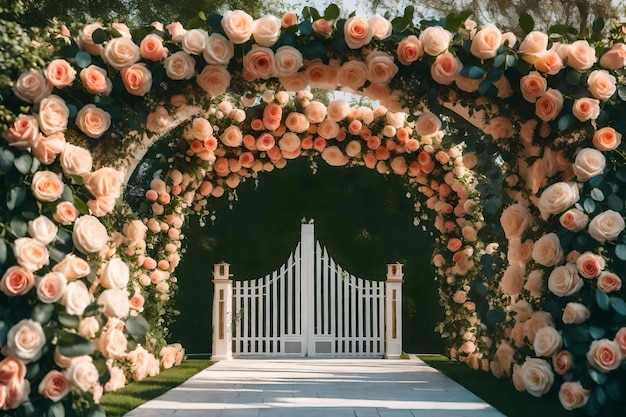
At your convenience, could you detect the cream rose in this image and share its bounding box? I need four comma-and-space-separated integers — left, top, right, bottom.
344, 16, 373, 49
588, 210, 625, 242
6, 319, 46, 363
587, 70, 616, 101
470, 24, 502, 59
32, 132, 65, 165
12, 69, 52, 103
519, 31, 548, 64
252, 15, 281, 47
65, 356, 99, 391
273, 46, 303, 78
431, 52, 461, 85
73, 215, 109, 254
559, 208, 588, 232
221, 10, 253, 44
197, 65, 231, 97
60, 143, 93, 178
62, 281, 92, 315
0, 266, 34, 296
202, 33, 234, 66
368, 15, 392, 40
52, 254, 89, 281
573, 148, 605, 182
533, 326, 562, 357
521, 358, 554, 397
181, 29, 208, 55
36, 272, 67, 303
559, 381, 590, 410
84, 167, 123, 199
593, 127, 622, 152
28, 216, 57, 245
3, 114, 39, 149
77, 23, 104, 55
567, 40, 597, 70
96, 326, 128, 359
537, 182, 579, 220
101, 37, 140, 70
164, 51, 196, 80
100, 258, 130, 289
562, 302, 590, 324
45, 59, 76, 89
14, 237, 49, 272
535, 88, 563, 122
38, 370, 70, 402
105, 365, 126, 392
419, 26, 452, 56
38, 95, 69, 135
531, 233, 563, 267
500, 264, 524, 296
548, 263, 583, 297
76, 104, 111, 139
587, 339, 623, 373
366, 51, 398, 84
98, 289, 130, 318
121, 63, 152, 96
500, 204, 531, 239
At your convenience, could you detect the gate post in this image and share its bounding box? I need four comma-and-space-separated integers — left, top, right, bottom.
385, 263, 403, 359
211, 262, 233, 361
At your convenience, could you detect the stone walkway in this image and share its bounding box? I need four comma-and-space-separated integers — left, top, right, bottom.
124, 356, 505, 417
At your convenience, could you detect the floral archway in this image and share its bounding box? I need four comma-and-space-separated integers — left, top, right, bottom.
1, 4, 626, 416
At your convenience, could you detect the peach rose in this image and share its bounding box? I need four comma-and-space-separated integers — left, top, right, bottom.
252, 15, 281, 47
559, 381, 589, 410
304, 101, 327, 123
84, 167, 123, 199
65, 356, 99, 391
98, 288, 130, 318
312, 18, 334, 35
6, 319, 45, 363
519, 31, 548, 64
181, 29, 208, 55
243, 46, 274, 80
525, 270, 545, 298
321, 146, 349, 166
576, 251, 605, 278
531, 233, 563, 267
220, 125, 243, 147
0, 355, 26, 385
431, 52, 461, 85
285, 112, 309, 133
593, 127, 622, 151
96, 325, 128, 359
318, 119, 340, 139
53, 253, 90, 281
256, 133, 276, 151
79, 65, 112, 95
39, 370, 70, 402
12, 69, 52, 103
588, 210, 625, 242
567, 40, 597, 70
470, 24, 501, 59
553, 350, 574, 375
100, 257, 130, 289
278, 132, 301, 153
534, 326, 562, 357
520, 357, 554, 397
397, 35, 423, 66
587, 339, 623, 372
548, 263, 583, 297
32, 132, 66, 165
500, 264, 524, 295
76, 104, 111, 138
197, 65, 231, 97
101, 37, 140, 70
3, 114, 39, 149
484, 117, 514, 140
0, 266, 34, 296
599, 43, 626, 69
202, 33, 234, 66
273, 46, 303, 78
105, 365, 126, 392
45, 59, 76, 88
559, 208, 588, 232
36, 272, 67, 303
60, 144, 93, 178
415, 112, 441, 137
512, 364, 525, 391
562, 302, 590, 325
38, 95, 69, 135
535, 50, 564, 75
537, 182, 579, 220
520, 71, 547, 103
77, 23, 104, 55
121, 63, 152, 96
221, 10, 253, 44
572, 97, 600, 122
336, 60, 368, 91
587, 70, 616, 101
140, 34, 166, 61
14, 237, 49, 272
73, 215, 109, 254
368, 15, 392, 40
500, 204, 531, 239
166, 21, 186, 42
535, 88, 563, 122
344, 16, 373, 49
419, 25, 452, 56
615, 327, 626, 355
597, 271, 622, 292
366, 51, 398, 84
164, 51, 196, 80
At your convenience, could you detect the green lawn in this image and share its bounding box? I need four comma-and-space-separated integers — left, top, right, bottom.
100, 359, 212, 417
419, 355, 587, 417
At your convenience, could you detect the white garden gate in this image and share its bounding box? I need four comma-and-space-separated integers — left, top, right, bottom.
211, 224, 404, 360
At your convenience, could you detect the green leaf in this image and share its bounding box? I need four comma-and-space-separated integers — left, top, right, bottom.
6, 187, 25, 211
83, 303, 103, 317
91, 28, 109, 44
57, 331, 95, 357
610, 297, 626, 315
75, 51, 92, 69
48, 401, 65, 417
484, 198, 501, 214
565, 69, 581, 85
87, 405, 106, 417
590, 188, 605, 201
493, 54, 506, 68
0, 240, 7, 266
558, 114, 575, 131
589, 368, 607, 385
583, 198, 596, 214
58, 313, 80, 329
8, 217, 28, 238
605, 379, 622, 400
567, 325, 590, 342
32, 303, 55, 325
198, 11, 207, 21
185, 17, 205, 30
519, 12, 534, 33
616, 244, 626, 261
596, 289, 610, 310
0, 148, 15, 172
323, 4, 340, 20
607, 194, 623, 212
73, 196, 89, 215
14, 154, 32, 174
595, 386, 607, 405
505, 54, 517, 67
590, 326, 605, 339
126, 315, 150, 336
619, 86, 626, 101
592, 18, 605, 36
392, 17, 409, 33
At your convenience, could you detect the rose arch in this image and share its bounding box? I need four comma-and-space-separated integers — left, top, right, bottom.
1, 4, 626, 416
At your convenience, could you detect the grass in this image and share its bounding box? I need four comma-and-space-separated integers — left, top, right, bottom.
100, 359, 212, 417
419, 355, 587, 417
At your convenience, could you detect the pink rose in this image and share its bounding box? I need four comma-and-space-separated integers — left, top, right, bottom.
121, 63, 152, 96
243, 46, 274, 80
321, 146, 349, 166
37, 272, 67, 303
101, 37, 140, 70
32, 132, 66, 165
6, 319, 45, 363
470, 24, 501, 59
587, 339, 623, 372
567, 40, 597, 70
196, 65, 231, 97
587, 70, 616, 101
220, 125, 243, 147
139, 34, 166, 61
484, 117, 514, 140
366, 51, 398, 84
252, 15, 281, 47
84, 167, 123, 198
553, 350, 574, 374
559, 381, 590, 410
452, 290, 467, 304
548, 263, 583, 297
164, 51, 196, 80
39, 370, 70, 402
336, 60, 368, 91
597, 271, 622, 292
181, 29, 208, 55
537, 182, 579, 220
599, 43, 626, 69
256, 133, 275, 151
65, 356, 99, 391
14, 237, 49, 272
273, 46, 303, 78
62, 281, 92, 315
79, 65, 112, 95
500, 264, 524, 295
12, 69, 52, 103
221, 10, 253, 44
3, 114, 39, 149
0, 266, 34, 296
419, 26, 452, 56
535, 88, 563, 122
559, 208, 588, 232
203, 33, 234, 65
534, 50, 563, 75
572, 97, 600, 122
166, 21, 186, 42
76, 104, 111, 138
45, 59, 76, 88
520, 71, 547, 103
312, 18, 334, 35
415, 111, 441, 137
344, 16, 373, 49
78, 23, 104, 55
430, 51, 461, 85
0, 356, 26, 386
397, 35, 423, 66
98, 288, 130, 318
500, 204, 531, 239
73, 215, 109, 254
53, 253, 90, 281
285, 112, 309, 133
519, 31, 548, 64
53, 201, 78, 225
593, 127, 622, 151
588, 210, 625, 242
38, 95, 69, 135
615, 328, 626, 355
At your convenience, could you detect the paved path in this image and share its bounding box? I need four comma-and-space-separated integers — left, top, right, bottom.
125, 356, 505, 417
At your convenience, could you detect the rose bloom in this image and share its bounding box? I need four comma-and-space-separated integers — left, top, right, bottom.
535, 88, 563, 122
243, 46, 274, 80
548, 263, 583, 297
304, 101, 327, 123
431, 52, 461, 85
366, 51, 398, 84
587, 70, 616, 101
415, 111, 441, 137
45, 59, 76, 88
28, 215, 57, 245
321, 146, 349, 167
98, 288, 130, 318
559, 208, 588, 232
519, 31, 548, 64
84, 167, 123, 199
203, 33, 234, 66
121, 63, 152, 96
96, 326, 128, 359
318, 119, 340, 139
285, 113, 309, 133
14, 237, 49, 272
500, 264, 524, 295
593, 127, 622, 151
220, 125, 243, 147
60, 144, 93, 178
0, 266, 34, 296
38, 95, 69, 135
73, 215, 109, 254
6, 319, 46, 363
588, 210, 625, 242
573, 147, 605, 182
101, 37, 140, 70
336, 60, 368, 91
312, 18, 334, 35
567, 40, 597, 70
3, 114, 39, 149
534, 50, 564, 75
37, 272, 67, 303
38, 370, 70, 402
252, 15, 281, 47
525, 270, 545, 298
65, 356, 99, 391
221, 10, 253, 44
419, 25, 452, 56
531, 233, 563, 267
562, 302, 590, 325
197, 65, 231, 97
559, 381, 590, 411
470, 24, 501, 59
537, 182, 579, 220
139, 34, 166, 61
484, 117, 514, 140
273, 46, 303, 78
181, 29, 208, 55
100, 257, 130, 289
534, 326, 562, 357
326, 100, 350, 122
278, 132, 301, 153
521, 357, 554, 397
53, 253, 90, 281
587, 339, 623, 373
344, 16, 373, 49
552, 350, 574, 375
62, 280, 92, 315
520, 71, 547, 103
33, 131, 66, 165
76, 104, 111, 138
500, 203, 531, 239
368, 15, 391, 40
166, 21, 186, 42
572, 97, 600, 122
615, 328, 626, 356
12, 69, 53, 103
600, 43, 626, 69
396, 35, 423, 66
597, 271, 622, 292
164, 51, 196, 80
576, 251, 605, 278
